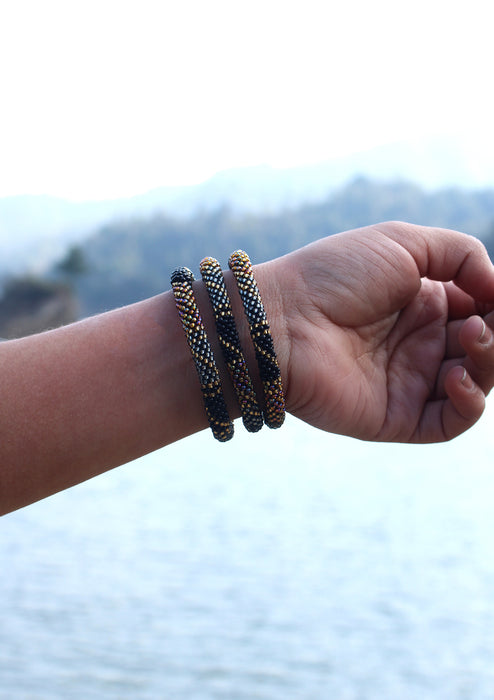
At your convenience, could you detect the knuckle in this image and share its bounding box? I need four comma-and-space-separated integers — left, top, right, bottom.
467, 234, 488, 257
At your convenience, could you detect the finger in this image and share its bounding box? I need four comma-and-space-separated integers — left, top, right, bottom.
434, 357, 464, 399
375, 222, 494, 301
441, 314, 494, 397
445, 319, 465, 358
444, 281, 494, 320
444, 306, 494, 358
461, 315, 494, 394
441, 366, 485, 440
416, 366, 485, 442
446, 311, 494, 360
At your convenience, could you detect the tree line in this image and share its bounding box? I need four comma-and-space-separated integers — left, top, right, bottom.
3, 176, 494, 336
70, 177, 494, 316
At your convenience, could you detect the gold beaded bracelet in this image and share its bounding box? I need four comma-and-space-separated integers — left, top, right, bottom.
228, 250, 285, 429
171, 266, 234, 442
171, 251, 285, 439
199, 256, 264, 433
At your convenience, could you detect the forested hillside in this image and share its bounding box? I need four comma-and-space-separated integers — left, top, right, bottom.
72, 177, 494, 316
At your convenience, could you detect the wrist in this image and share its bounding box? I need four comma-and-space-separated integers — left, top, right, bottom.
249, 257, 291, 412
193, 256, 290, 425
172, 252, 290, 436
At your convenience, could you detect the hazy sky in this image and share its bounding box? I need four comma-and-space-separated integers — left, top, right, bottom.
1, 0, 493, 200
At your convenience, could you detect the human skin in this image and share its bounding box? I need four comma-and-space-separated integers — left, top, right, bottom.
272, 221, 494, 442
1, 221, 494, 514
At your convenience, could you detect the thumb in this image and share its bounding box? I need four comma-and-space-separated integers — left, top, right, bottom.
376, 222, 494, 302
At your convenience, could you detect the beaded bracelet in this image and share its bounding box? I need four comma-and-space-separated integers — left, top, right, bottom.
171, 266, 234, 442
228, 250, 285, 429
199, 256, 264, 433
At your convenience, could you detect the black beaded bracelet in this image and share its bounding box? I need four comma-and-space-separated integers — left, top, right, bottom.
171, 266, 234, 442
199, 256, 264, 433
228, 250, 285, 429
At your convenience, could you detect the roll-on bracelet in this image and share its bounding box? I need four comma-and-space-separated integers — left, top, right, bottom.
228, 250, 285, 429
199, 256, 264, 433
171, 266, 234, 442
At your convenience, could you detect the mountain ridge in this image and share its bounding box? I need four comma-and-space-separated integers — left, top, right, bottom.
1, 134, 493, 273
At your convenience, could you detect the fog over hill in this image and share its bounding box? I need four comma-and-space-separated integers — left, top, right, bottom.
0, 134, 493, 274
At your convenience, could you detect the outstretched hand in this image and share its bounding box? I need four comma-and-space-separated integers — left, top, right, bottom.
266, 222, 494, 443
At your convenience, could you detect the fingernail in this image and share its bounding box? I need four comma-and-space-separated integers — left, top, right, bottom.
461, 368, 474, 388
478, 318, 487, 342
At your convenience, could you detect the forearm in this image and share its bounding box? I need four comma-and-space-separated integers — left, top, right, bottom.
0, 261, 288, 515
0, 291, 194, 514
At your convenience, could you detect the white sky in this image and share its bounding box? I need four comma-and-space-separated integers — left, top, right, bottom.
1, 0, 493, 200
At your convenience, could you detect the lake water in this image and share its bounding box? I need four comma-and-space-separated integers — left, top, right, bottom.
2, 406, 494, 700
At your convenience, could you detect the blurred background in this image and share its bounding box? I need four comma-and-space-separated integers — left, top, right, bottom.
2, 1, 494, 698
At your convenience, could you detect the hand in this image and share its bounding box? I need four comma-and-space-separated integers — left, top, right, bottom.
267, 222, 494, 443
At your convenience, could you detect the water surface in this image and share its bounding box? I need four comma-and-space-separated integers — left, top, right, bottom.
2, 408, 494, 699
